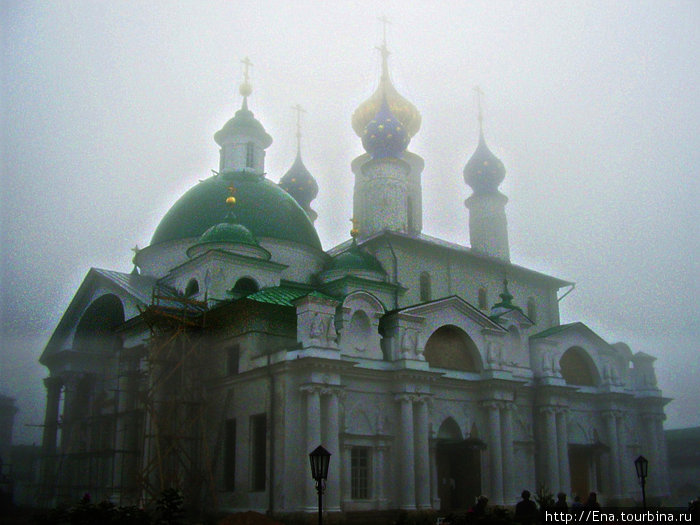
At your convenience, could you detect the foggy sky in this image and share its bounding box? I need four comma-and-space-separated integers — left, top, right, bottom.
1, 1, 698, 445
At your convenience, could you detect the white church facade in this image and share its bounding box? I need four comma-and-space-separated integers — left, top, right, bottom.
38, 45, 670, 515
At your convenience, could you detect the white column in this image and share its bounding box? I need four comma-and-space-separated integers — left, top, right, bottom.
397, 394, 416, 509
615, 414, 627, 497
324, 391, 341, 511
654, 415, 670, 495
429, 441, 440, 510
500, 403, 515, 504
486, 402, 504, 505
543, 407, 560, 492
556, 409, 570, 496
375, 444, 388, 508
305, 387, 322, 510
414, 398, 431, 509
341, 444, 352, 506
40, 377, 63, 502
644, 414, 660, 496
604, 411, 621, 499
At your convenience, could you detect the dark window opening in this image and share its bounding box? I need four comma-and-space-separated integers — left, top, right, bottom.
419, 272, 431, 302
351, 447, 370, 499
250, 414, 267, 491
478, 288, 488, 310
185, 278, 199, 297
224, 419, 236, 491
246, 142, 255, 169
527, 297, 537, 323
227, 345, 240, 375
233, 277, 259, 298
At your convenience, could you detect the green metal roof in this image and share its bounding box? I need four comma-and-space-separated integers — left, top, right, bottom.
530, 322, 580, 339
326, 241, 386, 274
150, 171, 322, 250
198, 220, 258, 246
247, 285, 336, 307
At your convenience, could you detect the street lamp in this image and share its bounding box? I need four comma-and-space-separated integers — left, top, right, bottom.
309, 445, 331, 525
634, 455, 649, 510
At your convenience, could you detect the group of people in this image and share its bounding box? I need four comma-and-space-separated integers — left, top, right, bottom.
514, 489, 600, 519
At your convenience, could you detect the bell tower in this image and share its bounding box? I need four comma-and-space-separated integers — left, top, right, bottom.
463, 88, 510, 261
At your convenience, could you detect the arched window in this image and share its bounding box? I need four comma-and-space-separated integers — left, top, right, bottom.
348, 310, 371, 352
527, 297, 537, 322
419, 272, 431, 302
233, 277, 259, 297
478, 288, 487, 310
245, 142, 255, 169
424, 325, 481, 372
560, 346, 598, 386
74, 294, 125, 352
185, 278, 199, 297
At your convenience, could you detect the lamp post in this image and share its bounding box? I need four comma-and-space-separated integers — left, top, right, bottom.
309, 445, 331, 525
634, 455, 648, 511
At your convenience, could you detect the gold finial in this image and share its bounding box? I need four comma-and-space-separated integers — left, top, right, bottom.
292, 103, 306, 153
226, 184, 237, 206
474, 85, 485, 132
350, 217, 360, 238
239, 57, 253, 97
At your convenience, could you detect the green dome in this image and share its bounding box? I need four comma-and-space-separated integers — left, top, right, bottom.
198, 220, 258, 246
326, 241, 386, 274
151, 171, 322, 250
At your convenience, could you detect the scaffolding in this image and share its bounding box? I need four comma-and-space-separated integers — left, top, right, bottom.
36, 286, 231, 510
136, 288, 213, 509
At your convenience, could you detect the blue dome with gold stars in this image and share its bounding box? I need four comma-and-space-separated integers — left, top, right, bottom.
279, 151, 318, 211
361, 97, 410, 159
463, 130, 506, 194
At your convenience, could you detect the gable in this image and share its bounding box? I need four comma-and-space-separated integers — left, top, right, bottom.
40, 268, 154, 362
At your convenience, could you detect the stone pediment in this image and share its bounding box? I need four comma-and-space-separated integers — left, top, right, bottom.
397, 295, 505, 333
530, 321, 612, 351
40, 268, 155, 362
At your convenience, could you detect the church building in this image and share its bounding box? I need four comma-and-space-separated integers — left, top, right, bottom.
37, 42, 670, 515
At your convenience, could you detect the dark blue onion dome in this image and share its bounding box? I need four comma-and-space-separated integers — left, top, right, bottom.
463, 129, 506, 194
361, 96, 410, 159
279, 151, 319, 212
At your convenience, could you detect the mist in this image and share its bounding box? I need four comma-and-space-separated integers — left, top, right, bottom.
1, 0, 698, 445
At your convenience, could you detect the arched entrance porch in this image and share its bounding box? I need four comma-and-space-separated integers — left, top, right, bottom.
435, 419, 485, 511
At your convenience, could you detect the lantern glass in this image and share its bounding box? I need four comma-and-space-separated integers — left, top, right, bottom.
634, 455, 648, 479
309, 445, 331, 481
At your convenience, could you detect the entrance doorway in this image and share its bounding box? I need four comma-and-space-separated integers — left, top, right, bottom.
436, 440, 483, 511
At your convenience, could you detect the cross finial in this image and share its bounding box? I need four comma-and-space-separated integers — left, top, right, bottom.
292, 103, 306, 153
378, 16, 391, 48
350, 217, 360, 239
239, 57, 254, 99
241, 57, 253, 84
376, 16, 391, 80
474, 86, 485, 130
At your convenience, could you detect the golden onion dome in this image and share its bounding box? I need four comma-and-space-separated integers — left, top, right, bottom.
351, 46, 421, 138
